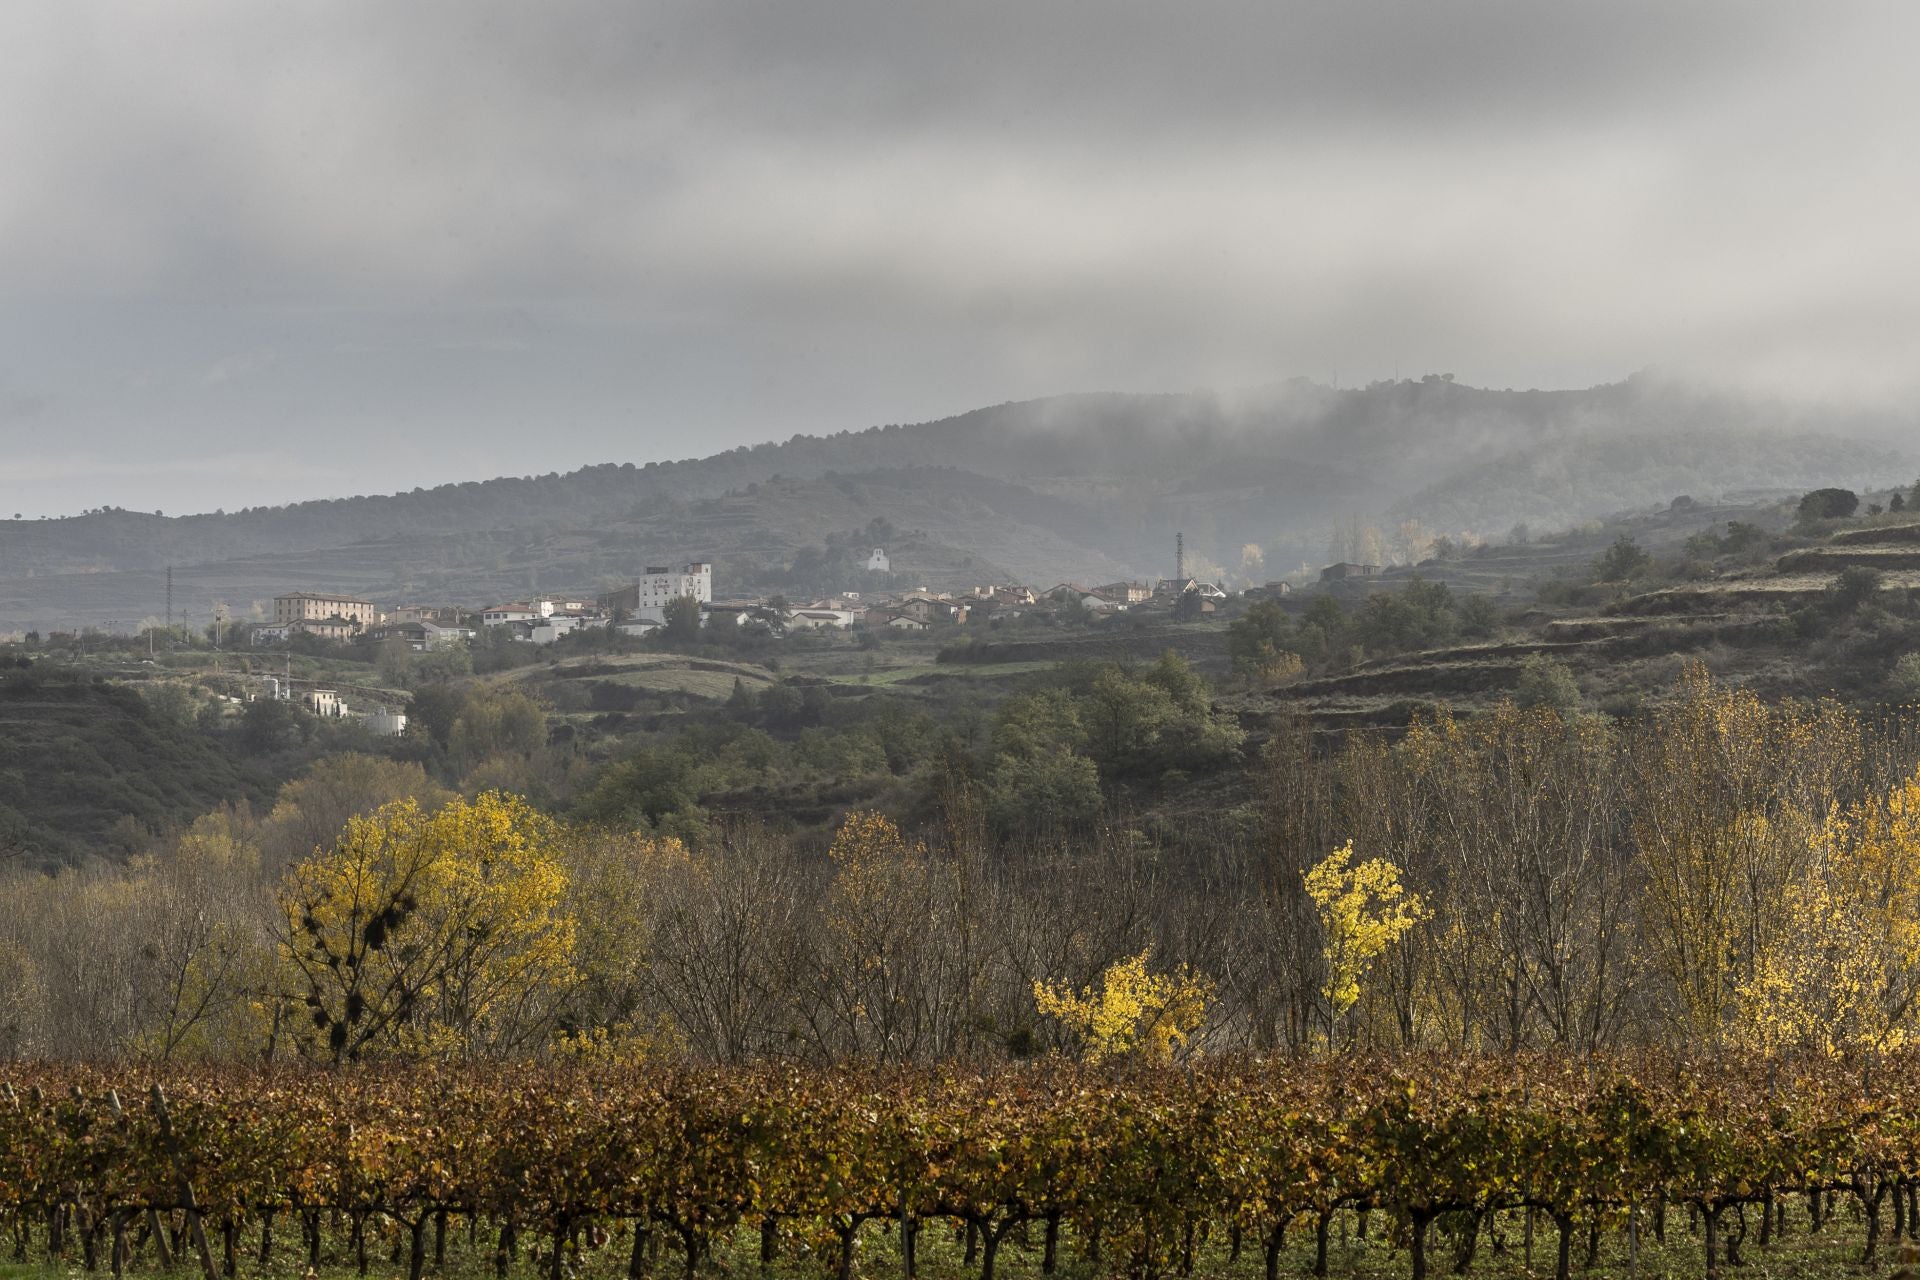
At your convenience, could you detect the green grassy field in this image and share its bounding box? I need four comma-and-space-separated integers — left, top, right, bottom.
516, 654, 780, 701
589, 667, 773, 699
818, 660, 1058, 687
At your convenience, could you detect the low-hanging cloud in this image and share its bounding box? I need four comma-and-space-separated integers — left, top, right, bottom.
0, 1, 1916, 517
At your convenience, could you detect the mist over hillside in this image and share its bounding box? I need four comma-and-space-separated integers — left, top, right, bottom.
0, 375, 1908, 631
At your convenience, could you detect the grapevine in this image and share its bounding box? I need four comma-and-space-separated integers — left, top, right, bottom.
2, 1055, 1916, 1280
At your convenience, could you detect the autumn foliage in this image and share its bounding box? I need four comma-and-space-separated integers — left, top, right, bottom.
5, 1054, 1920, 1280
16, 666, 1920, 1069
1032, 949, 1212, 1061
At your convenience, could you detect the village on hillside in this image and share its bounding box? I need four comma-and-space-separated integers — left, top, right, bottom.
251, 545, 1312, 652
212, 543, 1323, 734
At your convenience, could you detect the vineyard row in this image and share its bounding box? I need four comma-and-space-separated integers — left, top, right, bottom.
4, 1055, 1918, 1280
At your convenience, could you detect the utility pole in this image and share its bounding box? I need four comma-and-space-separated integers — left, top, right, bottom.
165, 566, 173, 641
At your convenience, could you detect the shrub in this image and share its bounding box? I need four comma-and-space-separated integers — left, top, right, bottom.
1593, 536, 1652, 583
1513, 655, 1582, 714
1798, 487, 1860, 523
1827, 566, 1885, 615
1892, 653, 1920, 702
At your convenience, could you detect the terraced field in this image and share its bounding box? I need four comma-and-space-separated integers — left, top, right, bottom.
512, 653, 780, 701
818, 659, 1059, 687
1832, 520, 1920, 545
1243, 512, 1920, 731
1777, 545, 1920, 571
1622, 569, 1920, 614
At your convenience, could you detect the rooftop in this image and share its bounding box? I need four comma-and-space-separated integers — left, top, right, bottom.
276, 590, 374, 604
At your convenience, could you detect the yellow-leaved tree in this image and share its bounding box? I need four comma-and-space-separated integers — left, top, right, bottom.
1825, 765, 1920, 1017
1734, 873, 1897, 1055
552, 828, 693, 1064
1033, 948, 1212, 1062
1629, 664, 1855, 1043
1303, 841, 1426, 1047
1737, 766, 1920, 1053
275, 791, 575, 1062
820, 811, 948, 1061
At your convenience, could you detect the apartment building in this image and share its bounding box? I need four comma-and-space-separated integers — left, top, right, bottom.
273, 591, 380, 629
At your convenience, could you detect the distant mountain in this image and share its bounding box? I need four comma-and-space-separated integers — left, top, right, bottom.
0, 375, 1909, 630
1389, 427, 1906, 536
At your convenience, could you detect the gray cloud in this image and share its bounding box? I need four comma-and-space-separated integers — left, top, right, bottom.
0, 1, 1915, 517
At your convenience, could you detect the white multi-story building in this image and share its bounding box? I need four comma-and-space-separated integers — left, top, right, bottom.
306, 689, 349, 718
633, 562, 712, 621
481, 602, 543, 626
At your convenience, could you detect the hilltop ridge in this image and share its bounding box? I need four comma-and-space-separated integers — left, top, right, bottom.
0, 376, 1907, 631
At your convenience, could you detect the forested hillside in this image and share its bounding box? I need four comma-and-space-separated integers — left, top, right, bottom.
0, 670, 271, 862
0, 376, 1905, 631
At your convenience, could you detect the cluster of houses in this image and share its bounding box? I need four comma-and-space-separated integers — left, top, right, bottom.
253, 564, 713, 648
246, 549, 1298, 652
246, 674, 410, 737
217, 549, 1376, 735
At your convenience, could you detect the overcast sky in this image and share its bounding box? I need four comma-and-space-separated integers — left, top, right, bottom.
1, 2, 1916, 518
